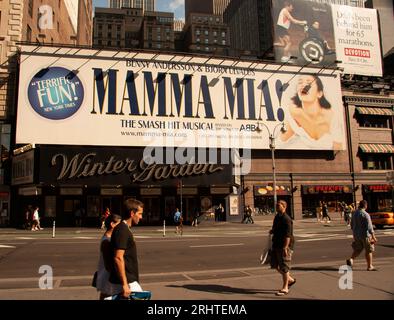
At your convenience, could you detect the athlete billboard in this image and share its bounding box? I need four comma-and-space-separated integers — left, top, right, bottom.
272, 0, 382, 77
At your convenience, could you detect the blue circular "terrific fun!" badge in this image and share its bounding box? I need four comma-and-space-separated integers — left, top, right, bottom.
27, 67, 84, 120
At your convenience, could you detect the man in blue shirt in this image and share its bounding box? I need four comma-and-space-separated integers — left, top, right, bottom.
346, 200, 378, 271
174, 208, 182, 234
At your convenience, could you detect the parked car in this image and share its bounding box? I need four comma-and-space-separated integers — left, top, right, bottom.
370, 207, 394, 229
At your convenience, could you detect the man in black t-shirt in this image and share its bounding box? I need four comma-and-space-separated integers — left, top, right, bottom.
110, 199, 144, 299
270, 200, 296, 296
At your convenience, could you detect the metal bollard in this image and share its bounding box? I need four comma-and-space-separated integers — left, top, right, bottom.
163, 220, 166, 237
52, 220, 56, 238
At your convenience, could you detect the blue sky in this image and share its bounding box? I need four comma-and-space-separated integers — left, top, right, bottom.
93, 0, 185, 19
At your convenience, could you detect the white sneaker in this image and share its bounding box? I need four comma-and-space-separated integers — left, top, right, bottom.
280, 56, 290, 63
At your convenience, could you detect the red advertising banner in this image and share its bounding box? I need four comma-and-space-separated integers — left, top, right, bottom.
363, 185, 392, 193
302, 185, 353, 194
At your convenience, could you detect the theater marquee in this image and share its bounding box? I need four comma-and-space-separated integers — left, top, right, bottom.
16, 45, 346, 150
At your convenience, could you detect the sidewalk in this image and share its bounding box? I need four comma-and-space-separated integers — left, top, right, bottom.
0, 257, 392, 300
142, 257, 394, 300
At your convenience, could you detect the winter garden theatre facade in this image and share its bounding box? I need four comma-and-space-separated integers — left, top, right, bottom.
10, 45, 393, 226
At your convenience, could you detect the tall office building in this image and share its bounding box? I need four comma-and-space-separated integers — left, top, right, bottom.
184, 0, 231, 55
183, 13, 230, 55
212, 0, 232, 16
185, 0, 231, 20
109, 0, 155, 11
94, 7, 173, 51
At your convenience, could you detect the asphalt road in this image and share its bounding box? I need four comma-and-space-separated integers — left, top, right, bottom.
0, 222, 393, 279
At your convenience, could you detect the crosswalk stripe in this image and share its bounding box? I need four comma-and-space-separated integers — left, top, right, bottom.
190, 243, 244, 248
0, 245, 16, 248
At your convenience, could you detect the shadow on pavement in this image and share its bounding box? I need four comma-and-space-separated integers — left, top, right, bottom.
292, 266, 339, 271
376, 244, 394, 249
166, 284, 277, 295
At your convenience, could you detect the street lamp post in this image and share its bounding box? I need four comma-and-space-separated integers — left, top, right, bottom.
256, 122, 287, 213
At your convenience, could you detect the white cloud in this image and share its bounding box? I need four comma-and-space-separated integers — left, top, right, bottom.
169, 0, 184, 10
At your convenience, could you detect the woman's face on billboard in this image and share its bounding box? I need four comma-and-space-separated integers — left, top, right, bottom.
296, 75, 322, 104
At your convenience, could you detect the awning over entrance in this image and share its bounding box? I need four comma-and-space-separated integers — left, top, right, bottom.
359, 144, 394, 153
356, 107, 394, 116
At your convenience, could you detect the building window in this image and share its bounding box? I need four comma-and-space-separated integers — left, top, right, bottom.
0, 124, 11, 165
213, 31, 217, 37
204, 30, 209, 36
205, 39, 209, 44
196, 38, 200, 43
37, 10, 41, 30
28, 0, 34, 18
26, 25, 32, 42
362, 155, 393, 170
358, 115, 391, 128
205, 47, 210, 51
196, 29, 200, 36
222, 40, 226, 45
221, 31, 226, 38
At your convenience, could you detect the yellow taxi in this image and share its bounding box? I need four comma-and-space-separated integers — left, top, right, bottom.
370, 207, 394, 229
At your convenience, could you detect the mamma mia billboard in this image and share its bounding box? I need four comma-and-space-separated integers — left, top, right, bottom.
16, 45, 346, 150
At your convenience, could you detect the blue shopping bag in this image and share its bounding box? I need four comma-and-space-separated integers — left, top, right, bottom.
105, 290, 152, 300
